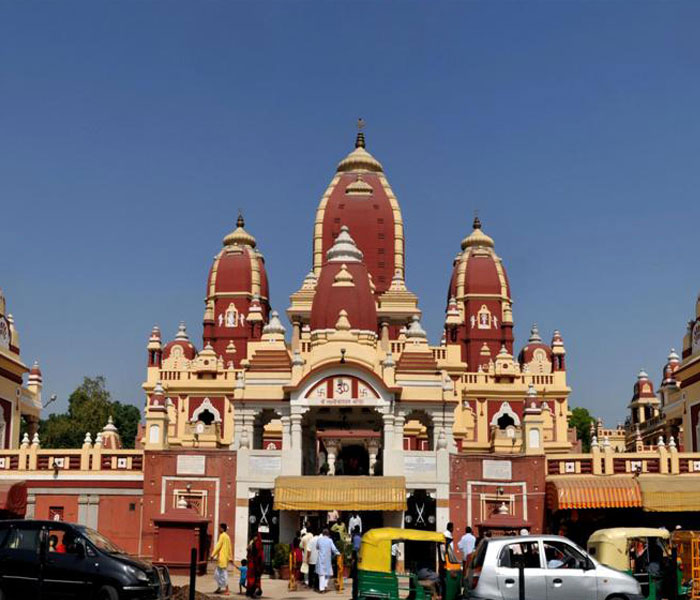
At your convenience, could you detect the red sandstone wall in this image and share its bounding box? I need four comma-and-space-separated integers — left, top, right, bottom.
450, 454, 546, 538
141, 449, 236, 561
35, 494, 79, 523
98, 496, 141, 554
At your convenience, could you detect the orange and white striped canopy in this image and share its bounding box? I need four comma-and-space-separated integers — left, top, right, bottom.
546, 476, 642, 511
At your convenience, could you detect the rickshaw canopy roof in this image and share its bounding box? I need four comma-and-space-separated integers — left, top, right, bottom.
359, 528, 447, 573
588, 527, 670, 544
588, 527, 670, 572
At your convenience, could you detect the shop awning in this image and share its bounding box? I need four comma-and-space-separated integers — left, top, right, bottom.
638, 476, 700, 512
274, 476, 407, 511
546, 476, 642, 511
0, 481, 27, 517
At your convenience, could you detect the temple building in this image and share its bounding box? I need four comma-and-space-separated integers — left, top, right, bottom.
140, 128, 573, 558
0, 288, 42, 449
626, 294, 700, 451
5, 129, 700, 570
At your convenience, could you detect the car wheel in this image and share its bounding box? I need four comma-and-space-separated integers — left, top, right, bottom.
606, 595, 628, 600
96, 585, 119, 600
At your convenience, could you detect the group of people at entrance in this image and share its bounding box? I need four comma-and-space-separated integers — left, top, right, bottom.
210, 523, 265, 596
295, 511, 364, 595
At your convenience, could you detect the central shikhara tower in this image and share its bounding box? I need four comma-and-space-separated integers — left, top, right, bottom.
142, 128, 571, 555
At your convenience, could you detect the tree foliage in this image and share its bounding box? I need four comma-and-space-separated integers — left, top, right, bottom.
569, 406, 595, 452
39, 376, 141, 449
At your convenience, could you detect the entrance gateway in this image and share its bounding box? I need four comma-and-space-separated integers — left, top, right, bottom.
234, 367, 450, 557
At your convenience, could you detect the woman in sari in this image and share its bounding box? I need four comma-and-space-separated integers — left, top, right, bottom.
246, 532, 264, 597
292, 537, 304, 583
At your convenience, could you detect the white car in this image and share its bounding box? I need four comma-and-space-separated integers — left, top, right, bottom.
464, 534, 643, 600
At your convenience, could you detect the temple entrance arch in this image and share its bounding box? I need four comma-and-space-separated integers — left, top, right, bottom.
301, 406, 383, 476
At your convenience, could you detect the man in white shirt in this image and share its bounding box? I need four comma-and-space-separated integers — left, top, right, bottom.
300, 527, 314, 586
348, 512, 362, 535
458, 527, 476, 563
307, 530, 319, 591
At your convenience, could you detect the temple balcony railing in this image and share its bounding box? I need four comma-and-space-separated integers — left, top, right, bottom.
0, 445, 144, 474
546, 444, 700, 477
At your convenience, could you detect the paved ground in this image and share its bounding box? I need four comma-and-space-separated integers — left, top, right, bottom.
171, 572, 350, 599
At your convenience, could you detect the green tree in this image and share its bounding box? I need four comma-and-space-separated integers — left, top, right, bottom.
39, 376, 141, 449
569, 406, 595, 452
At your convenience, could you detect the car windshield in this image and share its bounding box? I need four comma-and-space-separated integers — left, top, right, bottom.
79, 527, 126, 554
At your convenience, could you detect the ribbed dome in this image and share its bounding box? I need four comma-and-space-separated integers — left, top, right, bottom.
314, 128, 405, 296
310, 227, 377, 332
204, 215, 270, 363
446, 216, 514, 371
163, 322, 197, 360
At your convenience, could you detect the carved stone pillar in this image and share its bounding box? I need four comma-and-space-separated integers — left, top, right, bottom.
325, 440, 339, 476
393, 415, 405, 451
368, 439, 381, 475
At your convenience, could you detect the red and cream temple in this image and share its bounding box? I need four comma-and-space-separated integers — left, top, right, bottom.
2, 129, 700, 570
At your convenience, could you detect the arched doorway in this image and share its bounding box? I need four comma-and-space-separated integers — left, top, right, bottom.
336, 444, 369, 476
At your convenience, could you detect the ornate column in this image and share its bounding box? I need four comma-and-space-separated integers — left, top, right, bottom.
368, 439, 381, 475
281, 416, 291, 451
325, 439, 339, 476
393, 415, 405, 451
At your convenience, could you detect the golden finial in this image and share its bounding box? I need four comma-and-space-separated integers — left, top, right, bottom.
355, 118, 366, 148
237, 210, 244, 229
473, 209, 481, 230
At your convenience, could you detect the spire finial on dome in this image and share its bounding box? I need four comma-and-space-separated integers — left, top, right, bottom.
175, 321, 189, 341
473, 209, 481, 230
461, 212, 494, 250
223, 213, 256, 248
528, 323, 542, 344
355, 118, 366, 148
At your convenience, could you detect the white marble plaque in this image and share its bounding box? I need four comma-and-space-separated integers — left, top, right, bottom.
404, 455, 437, 474
177, 455, 206, 475
249, 455, 282, 474
482, 459, 512, 480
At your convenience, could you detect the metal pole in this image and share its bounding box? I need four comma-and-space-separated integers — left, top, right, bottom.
518, 563, 525, 600
189, 547, 197, 600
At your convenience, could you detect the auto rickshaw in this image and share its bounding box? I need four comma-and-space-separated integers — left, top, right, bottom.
670, 530, 700, 600
357, 528, 462, 600
587, 528, 689, 600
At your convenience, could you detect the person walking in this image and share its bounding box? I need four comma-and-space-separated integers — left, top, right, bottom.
300, 527, 314, 586
210, 523, 233, 595
245, 531, 264, 597
457, 527, 476, 565
348, 512, 362, 535
307, 529, 319, 591
351, 526, 362, 600
316, 528, 339, 593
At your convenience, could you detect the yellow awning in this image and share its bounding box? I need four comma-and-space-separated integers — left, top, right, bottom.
546, 476, 642, 511
638, 476, 700, 512
273, 476, 407, 511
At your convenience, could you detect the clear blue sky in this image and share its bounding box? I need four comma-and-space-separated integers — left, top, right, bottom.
1, 1, 699, 426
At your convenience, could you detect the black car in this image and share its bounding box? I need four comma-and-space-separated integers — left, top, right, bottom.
0, 519, 172, 600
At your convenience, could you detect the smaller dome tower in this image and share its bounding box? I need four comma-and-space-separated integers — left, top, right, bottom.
628, 369, 660, 426
445, 216, 514, 370
204, 214, 270, 366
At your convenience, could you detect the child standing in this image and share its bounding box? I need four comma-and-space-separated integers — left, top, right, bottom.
234, 559, 248, 595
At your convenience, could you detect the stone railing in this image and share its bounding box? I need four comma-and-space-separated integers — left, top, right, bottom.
0, 440, 143, 474
546, 437, 695, 476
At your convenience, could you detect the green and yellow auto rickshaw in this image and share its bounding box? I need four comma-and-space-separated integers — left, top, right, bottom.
357, 528, 461, 600
588, 528, 689, 600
